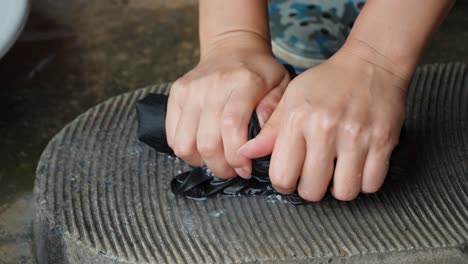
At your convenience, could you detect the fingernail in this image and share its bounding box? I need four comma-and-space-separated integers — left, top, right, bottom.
256, 111, 265, 128
234, 167, 251, 179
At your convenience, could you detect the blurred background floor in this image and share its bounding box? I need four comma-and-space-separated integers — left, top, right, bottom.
0, 1, 466, 263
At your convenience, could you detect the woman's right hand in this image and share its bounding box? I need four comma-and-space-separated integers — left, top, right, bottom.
166, 32, 290, 179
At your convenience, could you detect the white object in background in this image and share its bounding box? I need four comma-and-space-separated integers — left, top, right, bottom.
0, 0, 30, 59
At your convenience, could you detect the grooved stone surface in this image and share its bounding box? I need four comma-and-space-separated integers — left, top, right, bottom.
34, 64, 468, 264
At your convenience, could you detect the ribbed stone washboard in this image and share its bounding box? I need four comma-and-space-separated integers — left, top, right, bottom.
34, 63, 468, 264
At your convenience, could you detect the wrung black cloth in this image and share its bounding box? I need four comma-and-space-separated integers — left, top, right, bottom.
136, 66, 410, 204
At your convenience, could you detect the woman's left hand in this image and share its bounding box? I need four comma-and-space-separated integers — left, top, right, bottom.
239, 47, 409, 201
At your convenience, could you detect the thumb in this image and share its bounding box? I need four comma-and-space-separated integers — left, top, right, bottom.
255, 78, 287, 128
239, 102, 282, 159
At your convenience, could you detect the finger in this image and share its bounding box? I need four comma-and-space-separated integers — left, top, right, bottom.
221, 85, 266, 178
197, 107, 236, 179
297, 134, 335, 202
166, 84, 182, 148
361, 145, 394, 193
332, 141, 368, 201
172, 102, 203, 166
255, 75, 289, 127
269, 112, 306, 194
238, 103, 282, 159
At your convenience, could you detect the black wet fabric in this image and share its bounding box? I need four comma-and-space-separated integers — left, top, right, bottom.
136, 65, 411, 204
136, 93, 174, 155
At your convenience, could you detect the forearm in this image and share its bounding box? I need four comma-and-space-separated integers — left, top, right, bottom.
343, 0, 455, 81
199, 0, 270, 57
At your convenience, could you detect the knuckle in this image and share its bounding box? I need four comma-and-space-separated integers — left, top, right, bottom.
361, 184, 381, 194
211, 68, 264, 89
224, 157, 237, 168
211, 70, 236, 85
297, 188, 324, 202
343, 121, 367, 142
171, 76, 200, 100
270, 176, 295, 194
314, 109, 339, 131
344, 121, 364, 136
212, 166, 235, 179
306, 109, 339, 138
169, 84, 181, 99
272, 184, 295, 194
257, 92, 281, 114
224, 149, 243, 168
197, 138, 218, 158
236, 68, 263, 86
265, 89, 283, 104
262, 121, 275, 131
372, 125, 395, 147
166, 137, 174, 149
333, 189, 359, 201
287, 108, 309, 126
171, 79, 182, 90
173, 142, 195, 159
172, 77, 190, 91
222, 111, 244, 128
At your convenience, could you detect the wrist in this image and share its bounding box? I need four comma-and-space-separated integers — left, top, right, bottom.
340, 38, 414, 81
330, 41, 409, 92
342, 38, 416, 82
200, 30, 272, 60
340, 0, 454, 83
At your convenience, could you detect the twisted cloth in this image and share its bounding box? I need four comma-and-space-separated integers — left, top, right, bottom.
135, 74, 410, 205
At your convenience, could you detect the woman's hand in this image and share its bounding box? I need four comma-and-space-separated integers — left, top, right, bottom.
239, 45, 409, 201
166, 32, 290, 179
